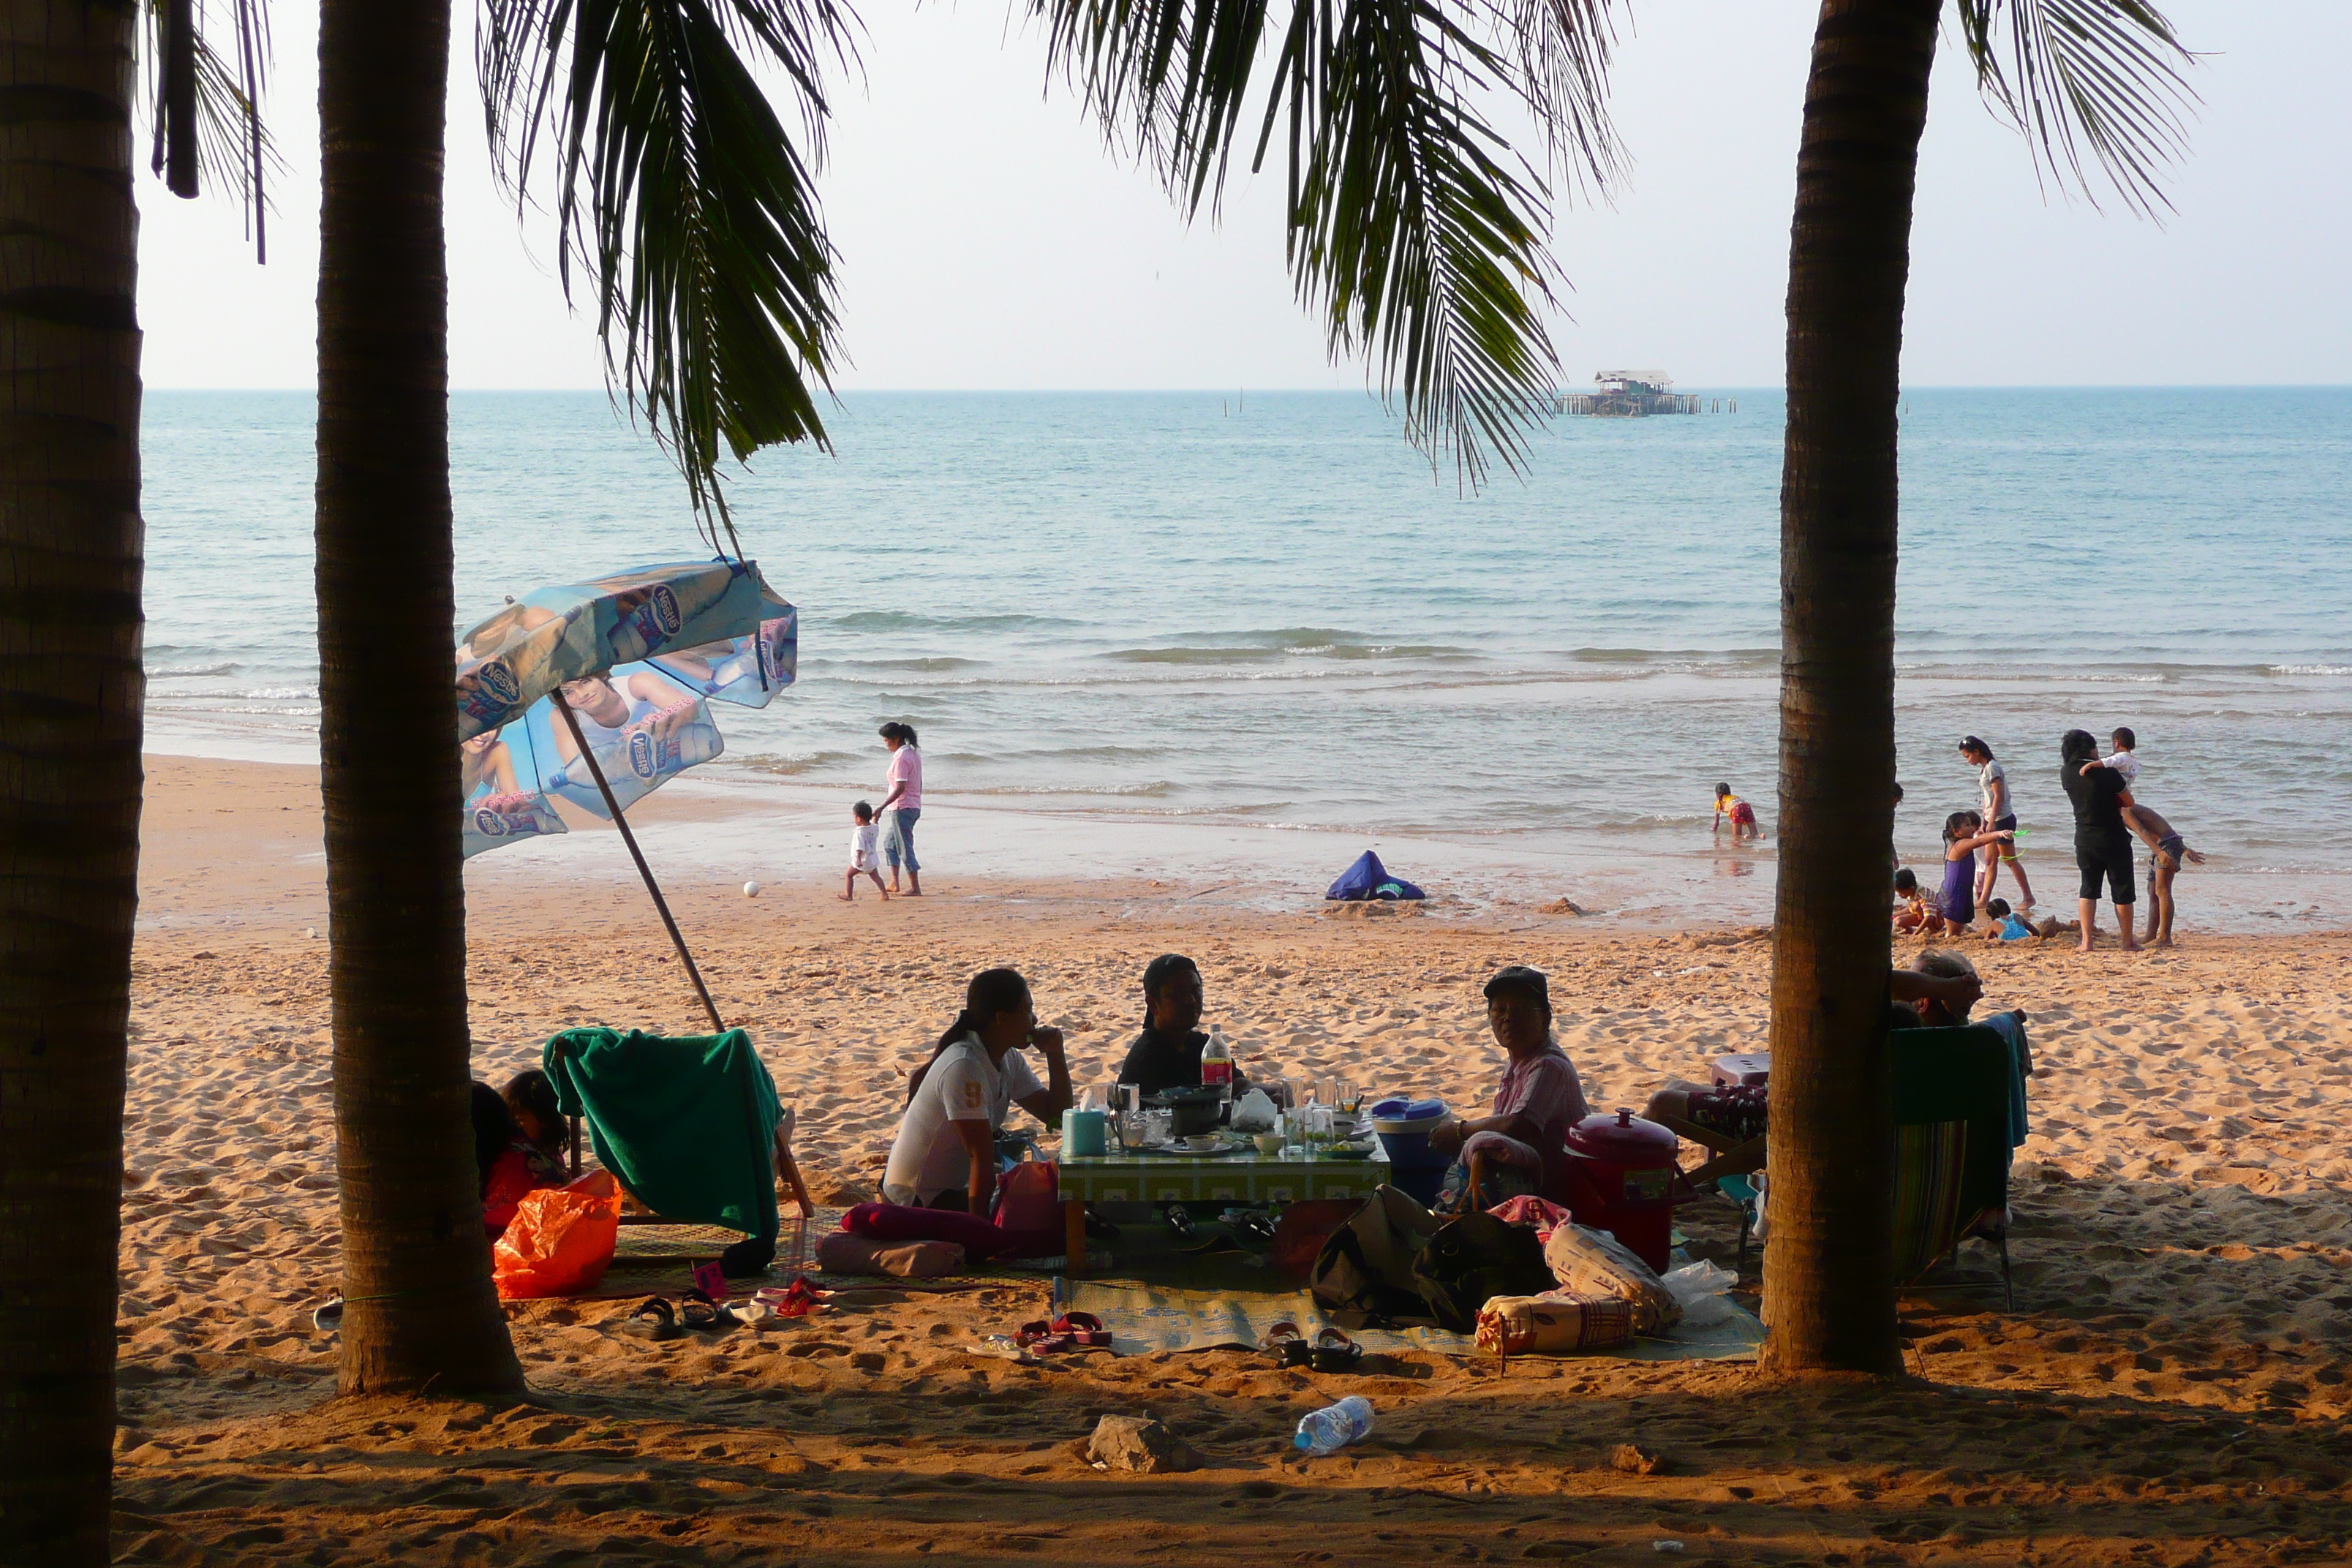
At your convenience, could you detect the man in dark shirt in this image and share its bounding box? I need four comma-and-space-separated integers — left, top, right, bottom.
1115, 954, 1249, 1096
2059, 728, 2138, 954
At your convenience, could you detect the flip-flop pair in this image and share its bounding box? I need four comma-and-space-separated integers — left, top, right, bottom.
752, 1278, 831, 1321
622, 1288, 740, 1341
1015, 1311, 1112, 1354
1261, 1321, 1360, 1372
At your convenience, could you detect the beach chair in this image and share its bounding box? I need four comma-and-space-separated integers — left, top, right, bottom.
545, 1027, 815, 1274
1662, 1024, 2021, 1301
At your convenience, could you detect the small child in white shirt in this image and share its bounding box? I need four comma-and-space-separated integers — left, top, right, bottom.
840, 800, 889, 901
2100, 726, 2141, 783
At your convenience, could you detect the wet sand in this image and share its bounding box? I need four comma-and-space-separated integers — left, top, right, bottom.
112, 755, 2352, 1565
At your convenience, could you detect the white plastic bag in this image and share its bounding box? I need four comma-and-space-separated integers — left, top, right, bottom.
1229, 1087, 1279, 1133
1659, 1259, 1741, 1329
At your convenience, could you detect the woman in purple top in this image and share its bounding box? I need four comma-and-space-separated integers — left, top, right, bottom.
875, 722, 924, 896
1933, 810, 2013, 934
1428, 965, 1589, 1210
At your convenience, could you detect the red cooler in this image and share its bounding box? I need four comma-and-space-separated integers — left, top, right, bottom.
1562, 1109, 1678, 1273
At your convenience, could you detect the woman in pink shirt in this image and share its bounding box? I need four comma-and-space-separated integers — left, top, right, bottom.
1428, 965, 1589, 1210
875, 722, 924, 896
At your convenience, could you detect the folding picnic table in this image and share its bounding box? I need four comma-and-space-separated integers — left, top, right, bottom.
1055, 1146, 1392, 1275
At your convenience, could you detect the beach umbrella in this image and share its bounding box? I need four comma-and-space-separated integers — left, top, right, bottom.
453, 559, 797, 1028
457, 559, 796, 856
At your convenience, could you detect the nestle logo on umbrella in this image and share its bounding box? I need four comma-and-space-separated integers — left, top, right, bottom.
627, 731, 658, 780
472, 807, 510, 837
652, 584, 681, 635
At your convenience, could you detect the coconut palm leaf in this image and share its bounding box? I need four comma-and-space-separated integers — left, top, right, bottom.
479, 0, 857, 547
141, 0, 278, 252
1039, 0, 1624, 486
1954, 0, 2196, 219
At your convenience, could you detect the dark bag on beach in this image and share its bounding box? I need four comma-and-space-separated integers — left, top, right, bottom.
1411, 1213, 1555, 1333
1309, 1186, 1443, 1328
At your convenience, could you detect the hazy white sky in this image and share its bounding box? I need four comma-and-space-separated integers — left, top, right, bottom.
140, 0, 2350, 391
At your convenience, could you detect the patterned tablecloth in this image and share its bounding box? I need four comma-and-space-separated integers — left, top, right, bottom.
1058, 1145, 1392, 1205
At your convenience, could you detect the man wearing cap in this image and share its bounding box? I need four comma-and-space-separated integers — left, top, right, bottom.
1116, 954, 1249, 1097
1428, 965, 1590, 1209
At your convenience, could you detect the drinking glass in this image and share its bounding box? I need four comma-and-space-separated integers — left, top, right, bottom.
1318, 1077, 1339, 1112
1281, 1107, 1307, 1158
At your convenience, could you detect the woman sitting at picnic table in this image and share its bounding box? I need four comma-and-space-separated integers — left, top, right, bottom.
1115, 952, 1250, 1097
883, 967, 1074, 1212
1427, 965, 1590, 1210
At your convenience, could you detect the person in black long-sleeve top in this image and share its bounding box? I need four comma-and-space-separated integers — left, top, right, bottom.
1115, 953, 1248, 1096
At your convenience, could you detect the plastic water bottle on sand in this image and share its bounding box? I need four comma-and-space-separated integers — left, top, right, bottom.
1294, 1395, 1373, 1457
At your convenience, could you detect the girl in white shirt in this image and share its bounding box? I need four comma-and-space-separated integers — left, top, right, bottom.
883, 968, 1072, 1210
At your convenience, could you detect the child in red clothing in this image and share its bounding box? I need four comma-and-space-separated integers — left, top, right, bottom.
473, 1081, 562, 1237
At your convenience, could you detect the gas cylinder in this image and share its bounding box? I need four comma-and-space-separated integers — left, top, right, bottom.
1562, 1108, 1679, 1273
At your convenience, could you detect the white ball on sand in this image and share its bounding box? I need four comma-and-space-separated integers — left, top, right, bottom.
742, 881, 761, 899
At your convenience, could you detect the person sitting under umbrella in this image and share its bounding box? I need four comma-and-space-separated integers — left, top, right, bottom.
1428, 965, 1590, 1211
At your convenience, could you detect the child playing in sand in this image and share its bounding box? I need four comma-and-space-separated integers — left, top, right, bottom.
1979, 897, 2036, 943
1892, 867, 1932, 933
841, 800, 890, 902
1932, 811, 2014, 935
1714, 783, 1763, 844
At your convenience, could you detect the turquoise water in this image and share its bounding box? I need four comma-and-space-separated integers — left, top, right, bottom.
144, 388, 2352, 896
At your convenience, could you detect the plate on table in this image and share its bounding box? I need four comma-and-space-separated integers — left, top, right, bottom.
1162, 1139, 1248, 1157
1319, 1142, 1378, 1161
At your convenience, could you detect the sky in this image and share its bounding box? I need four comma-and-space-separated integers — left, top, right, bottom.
139, 0, 2352, 392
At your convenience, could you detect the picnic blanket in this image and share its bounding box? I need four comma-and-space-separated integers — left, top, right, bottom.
1060, 1280, 1765, 1362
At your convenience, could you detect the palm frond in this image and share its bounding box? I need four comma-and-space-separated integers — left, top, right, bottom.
1037, 0, 1620, 486
141, 0, 278, 257
480, 0, 858, 548
1955, 0, 2197, 219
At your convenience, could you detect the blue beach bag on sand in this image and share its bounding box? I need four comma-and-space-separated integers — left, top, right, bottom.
1325, 850, 1426, 901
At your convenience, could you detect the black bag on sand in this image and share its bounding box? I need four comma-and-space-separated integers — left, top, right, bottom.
1411, 1213, 1555, 1333
1309, 1186, 1444, 1328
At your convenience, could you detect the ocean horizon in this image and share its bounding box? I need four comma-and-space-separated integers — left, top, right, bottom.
145, 386, 2352, 928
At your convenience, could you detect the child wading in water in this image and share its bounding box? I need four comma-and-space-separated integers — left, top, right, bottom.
1934, 811, 2014, 935
1714, 783, 1763, 844
841, 801, 891, 902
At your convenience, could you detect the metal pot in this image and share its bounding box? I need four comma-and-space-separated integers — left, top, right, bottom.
1153, 1086, 1227, 1138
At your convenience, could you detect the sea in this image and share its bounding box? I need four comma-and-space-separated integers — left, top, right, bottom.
143, 387, 2352, 929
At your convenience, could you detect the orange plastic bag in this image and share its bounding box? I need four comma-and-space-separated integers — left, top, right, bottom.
494, 1170, 622, 1299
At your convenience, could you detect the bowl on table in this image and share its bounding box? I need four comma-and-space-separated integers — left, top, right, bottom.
1181, 1134, 1222, 1152
1253, 1131, 1286, 1156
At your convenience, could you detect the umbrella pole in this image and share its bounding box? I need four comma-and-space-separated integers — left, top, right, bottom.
549, 690, 726, 1034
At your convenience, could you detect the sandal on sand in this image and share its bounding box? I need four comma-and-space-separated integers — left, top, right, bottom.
1015, 1319, 1067, 1352
311, 1297, 344, 1334
1260, 1319, 1311, 1367
1053, 1311, 1112, 1349
679, 1288, 734, 1331
753, 1278, 830, 1319
622, 1296, 682, 1341
1311, 1327, 1363, 1373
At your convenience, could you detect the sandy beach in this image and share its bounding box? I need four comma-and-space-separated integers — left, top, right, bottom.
113, 754, 2352, 1565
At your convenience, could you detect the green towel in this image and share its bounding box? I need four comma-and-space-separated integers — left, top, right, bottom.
543, 1027, 781, 1243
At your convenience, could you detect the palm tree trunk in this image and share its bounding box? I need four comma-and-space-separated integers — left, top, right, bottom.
1760, 0, 1939, 1376
317, 0, 521, 1396
0, 2, 143, 1558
